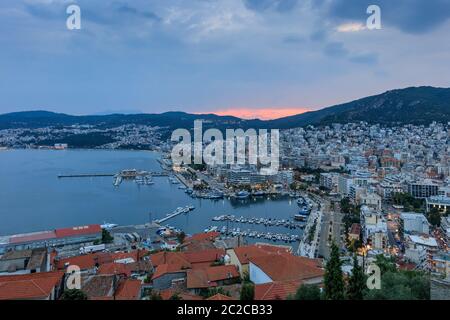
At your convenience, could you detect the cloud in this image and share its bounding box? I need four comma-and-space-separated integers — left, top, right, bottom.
323, 0, 450, 34
243, 0, 298, 13
323, 41, 378, 65
337, 22, 366, 33
115, 4, 161, 22
209, 106, 311, 120
324, 41, 348, 58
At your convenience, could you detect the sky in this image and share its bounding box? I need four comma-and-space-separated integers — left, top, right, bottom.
0, 0, 449, 119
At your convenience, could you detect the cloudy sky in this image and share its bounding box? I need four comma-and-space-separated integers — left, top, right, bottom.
0, 0, 449, 119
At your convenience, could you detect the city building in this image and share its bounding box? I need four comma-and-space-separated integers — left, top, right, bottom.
400, 213, 430, 235
408, 180, 440, 199
426, 196, 450, 214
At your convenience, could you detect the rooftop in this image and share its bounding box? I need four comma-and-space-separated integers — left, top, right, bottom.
0, 271, 64, 300
249, 253, 324, 282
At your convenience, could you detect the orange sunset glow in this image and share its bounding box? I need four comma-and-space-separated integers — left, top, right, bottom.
207, 107, 312, 120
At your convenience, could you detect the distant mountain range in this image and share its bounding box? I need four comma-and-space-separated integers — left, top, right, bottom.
1, 86, 449, 130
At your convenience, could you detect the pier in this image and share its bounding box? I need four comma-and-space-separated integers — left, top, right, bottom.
58, 171, 168, 179
58, 173, 115, 178
156, 205, 195, 224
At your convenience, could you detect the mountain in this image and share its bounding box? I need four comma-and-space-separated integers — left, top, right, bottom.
1, 86, 449, 130
266, 86, 450, 128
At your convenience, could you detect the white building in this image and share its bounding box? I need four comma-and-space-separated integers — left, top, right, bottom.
400, 213, 430, 235
426, 196, 450, 214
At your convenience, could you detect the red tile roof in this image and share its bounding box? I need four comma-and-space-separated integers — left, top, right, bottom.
184, 249, 225, 265
255, 280, 302, 300
9, 231, 56, 244
0, 272, 64, 300
186, 265, 239, 289
186, 269, 211, 289
55, 224, 102, 238
150, 251, 191, 269
97, 262, 133, 277
249, 253, 324, 282
159, 289, 203, 301
114, 279, 141, 300
185, 232, 220, 242
206, 265, 239, 282
56, 251, 140, 271
152, 263, 187, 280
207, 293, 235, 301
233, 244, 291, 265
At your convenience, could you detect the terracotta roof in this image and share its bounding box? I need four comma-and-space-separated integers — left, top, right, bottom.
56, 253, 102, 270
152, 263, 187, 280
185, 232, 220, 242
186, 269, 211, 289
184, 248, 225, 265
56, 251, 140, 271
159, 289, 203, 300
255, 280, 302, 300
249, 254, 324, 282
233, 244, 291, 265
206, 265, 239, 282
0, 272, 64, 300
186, 265, 239, 289
207, 293, 235, 301
82, 274, 115, 299
9, 231, 56, 244
114, 279, 141, 300
150, 251, 191, 269
97, 262, 133, 277
182, 232, 221, 253
55, 224, 102, 238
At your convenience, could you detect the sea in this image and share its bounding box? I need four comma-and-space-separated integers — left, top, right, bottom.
0, 149, 302, 242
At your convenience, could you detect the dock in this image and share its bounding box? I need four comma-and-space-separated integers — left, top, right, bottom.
58, 171, 168, 179
58, 174, 115, 178
156, 206, 194, 224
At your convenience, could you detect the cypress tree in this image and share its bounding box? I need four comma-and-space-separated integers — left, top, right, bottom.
347, 255, 366, 300
324, 242, 345, 300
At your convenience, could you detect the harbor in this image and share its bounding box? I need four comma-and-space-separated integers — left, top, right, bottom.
212, 215, 305, 230
204, 225, 301, 243
1, 150, 303, 245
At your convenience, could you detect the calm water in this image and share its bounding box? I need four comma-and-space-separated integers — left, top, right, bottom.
0, 150, 301, 239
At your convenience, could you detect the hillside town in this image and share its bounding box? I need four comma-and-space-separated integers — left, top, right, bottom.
0, 120, 449, 300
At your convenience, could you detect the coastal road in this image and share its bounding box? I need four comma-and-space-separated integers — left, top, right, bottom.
317, 199, 343, 259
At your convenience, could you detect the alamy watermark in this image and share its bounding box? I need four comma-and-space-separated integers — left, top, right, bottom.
66, 4, 81, 30
65, 265, 81, 290
171, 120, 280, 173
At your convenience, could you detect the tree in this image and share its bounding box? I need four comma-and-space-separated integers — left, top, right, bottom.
101, 229, 114, 244
177, 231, 186, 244
364, 270, 430, 300
346, 255, 366, 300
427, 207, 441, 227
374, 254, 397, 274
169, 293, 182, 300
204, 287, 232, 299
324, 242, 345, 300
61, 289, 88, 300
150, 292, 163, 300
294, 284, 322, 300
240, 283, 255, 300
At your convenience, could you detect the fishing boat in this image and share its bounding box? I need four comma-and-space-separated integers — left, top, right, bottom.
235, 191, 250, 199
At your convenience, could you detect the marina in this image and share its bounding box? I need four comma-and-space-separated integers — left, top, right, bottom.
204, 225, 301, 243
212, 215, 305, 230
0, 150, 303, 245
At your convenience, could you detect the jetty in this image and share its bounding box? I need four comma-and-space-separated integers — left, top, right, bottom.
156, 205, 195, 224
